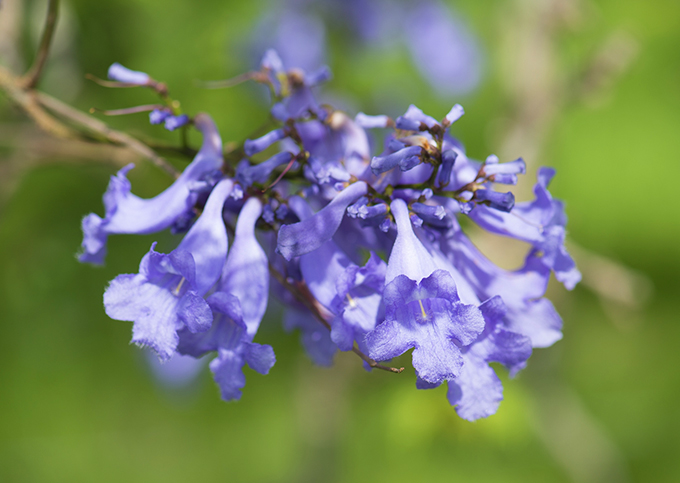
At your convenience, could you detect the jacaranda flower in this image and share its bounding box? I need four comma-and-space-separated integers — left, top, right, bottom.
79, 114, 223, 264
366, 199, 485, 384
178, 198, 275, 400
103, 178, 234, 361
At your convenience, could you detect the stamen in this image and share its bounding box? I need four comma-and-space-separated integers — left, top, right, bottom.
346, 293, 357, 309
418, 299, 428, 320
173, 277, 186, 296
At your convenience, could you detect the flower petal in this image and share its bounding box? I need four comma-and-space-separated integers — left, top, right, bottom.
386, 198, 438, 284
219, 197, 269, 336
277, 181, 368, 260
175, 178, 234, 295
447, 360, 503, 421
79, 113, 224, 264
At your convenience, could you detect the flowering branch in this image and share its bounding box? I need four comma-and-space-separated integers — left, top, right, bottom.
0, 65, 181, 178
2, 10, 581, 419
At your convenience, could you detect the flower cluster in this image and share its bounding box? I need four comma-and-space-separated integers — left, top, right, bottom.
80, 50, 579, 421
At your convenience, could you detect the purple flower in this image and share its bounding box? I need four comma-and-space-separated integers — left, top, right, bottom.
365, 199, 485, 384
438, 220, 563, 348
371, 145, 423, 175
403, 0, 482, 96
237, 151, 293, 188
411, 202, 451, 229
444, 104, 465, 125
474, 188, 515, 212
329, 253, 386, 353
82, 43, 577, 421
164, 114, 190, 131
283, 308, 337, 366
177, 197, 275, 400
104, 178, 234, 361
79, 113, 223, 265
468, 167, 581, 289
244, 128, 288, 156
416, 296, 532, 421
483, 157, 525, 176
149, 109, 171, 125
367, 269, 485, 384
276, 181, 368, 260
437, 149, 458, 187
355, 112, 391, 129
107, 62, 150, 85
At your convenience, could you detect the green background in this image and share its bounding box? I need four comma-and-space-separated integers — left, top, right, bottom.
1, 0, 679, 481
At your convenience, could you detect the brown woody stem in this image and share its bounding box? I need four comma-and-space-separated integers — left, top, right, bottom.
21, 0, 60, 89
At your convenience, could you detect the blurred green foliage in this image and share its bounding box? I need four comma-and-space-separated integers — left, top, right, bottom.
1, 0, 679, 482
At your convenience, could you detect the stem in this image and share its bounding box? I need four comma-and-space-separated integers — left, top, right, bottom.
21, 0, 60, 89
263, 155, 295, 191
0, 66, 74, 138
36, 91, 180, 178
2, 65, 182, 178
84, 74, 142, 89
196, 72, 258, 89
91, 104, 164, 116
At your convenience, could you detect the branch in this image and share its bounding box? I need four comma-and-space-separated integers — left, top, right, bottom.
1, 65, 181, 178
195, 71, 262, 89
21, 0, 60, 89
0, 66, 74, 138
35, 91, 180, 178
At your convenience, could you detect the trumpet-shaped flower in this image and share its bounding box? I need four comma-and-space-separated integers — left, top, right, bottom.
178, 198, 274, 400
468, 167, 581, 289
366, 199, 484, 384
103, 178, 233, 361
277, 181, 368, 260
438, 220, 563, 348
79, 113, 223, 264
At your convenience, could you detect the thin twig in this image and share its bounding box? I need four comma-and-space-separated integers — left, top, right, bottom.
263, 155, 295, 192
91, 104, 164, 116
195, 72, 258, 89
0, 66, 74, 138
21, 0, 60, 89
268, 262, 404, 374
2, 63, 181, 178
138, 137, 198, 159
35, 91, 180, 178
84, 74, 142, 88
